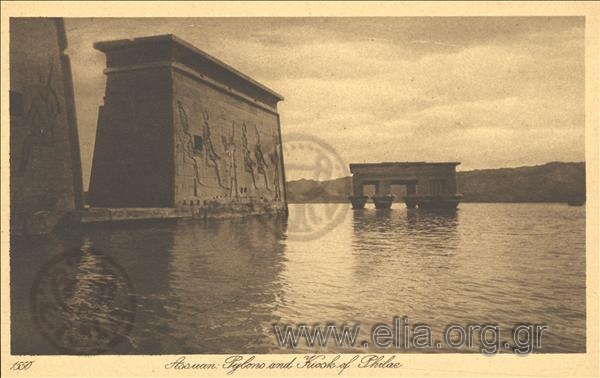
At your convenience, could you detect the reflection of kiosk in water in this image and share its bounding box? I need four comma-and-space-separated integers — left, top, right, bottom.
348, 162, 462, 210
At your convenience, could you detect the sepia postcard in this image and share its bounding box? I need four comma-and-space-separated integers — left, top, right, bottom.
1, 1, 599, 377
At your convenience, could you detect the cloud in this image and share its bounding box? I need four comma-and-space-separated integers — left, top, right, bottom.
64, 17, 585, 185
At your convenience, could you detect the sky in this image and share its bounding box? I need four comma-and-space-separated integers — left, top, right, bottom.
64, 17, 585, 185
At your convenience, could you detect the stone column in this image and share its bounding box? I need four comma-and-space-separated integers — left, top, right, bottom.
372, 179, 394, 209
376, 180, 391, 196
349, 174, 368, 209
448, 175, 457, 195
352, 175, 363, 196
404, 182, 417, 208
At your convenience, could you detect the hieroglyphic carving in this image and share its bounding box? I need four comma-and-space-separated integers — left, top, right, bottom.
222, 121, 238, 200
253, 124, 271, 191
176, 101, 205, 187
269, 134, 282, 200
201, 111, 227, 189
177, 103, 232, 191
177, 103, 282, 199
241, 123, 258, 190
17, 61, 61, 176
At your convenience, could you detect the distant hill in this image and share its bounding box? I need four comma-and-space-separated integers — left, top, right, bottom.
286, 162, 586, 203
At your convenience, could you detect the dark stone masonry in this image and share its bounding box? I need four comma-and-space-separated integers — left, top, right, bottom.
11, 26, 289, 234
349, 162, 462, 209
10, 21, 465, 234
9, 18, 84, 235
88, 34, 288, 218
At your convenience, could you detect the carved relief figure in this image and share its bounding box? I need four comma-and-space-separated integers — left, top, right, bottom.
176, 102, 204, 186
18, 61, 61, 176
222, 121, 238, 200
253, 124, 271, 191
177, 103, 232, 193
176, 104, 279, 200
269, 134, 282, 200
201, 111, 228, 189
241, 123, 257, 190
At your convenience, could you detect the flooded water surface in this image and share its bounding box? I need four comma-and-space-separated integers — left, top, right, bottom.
11, 203, 586, 354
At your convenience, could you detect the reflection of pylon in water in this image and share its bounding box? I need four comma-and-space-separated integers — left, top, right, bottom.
288, 204, 325, 233
288, 204, 311, 233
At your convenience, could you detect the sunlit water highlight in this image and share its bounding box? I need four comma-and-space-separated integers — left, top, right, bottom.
11, 203, 585, 354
